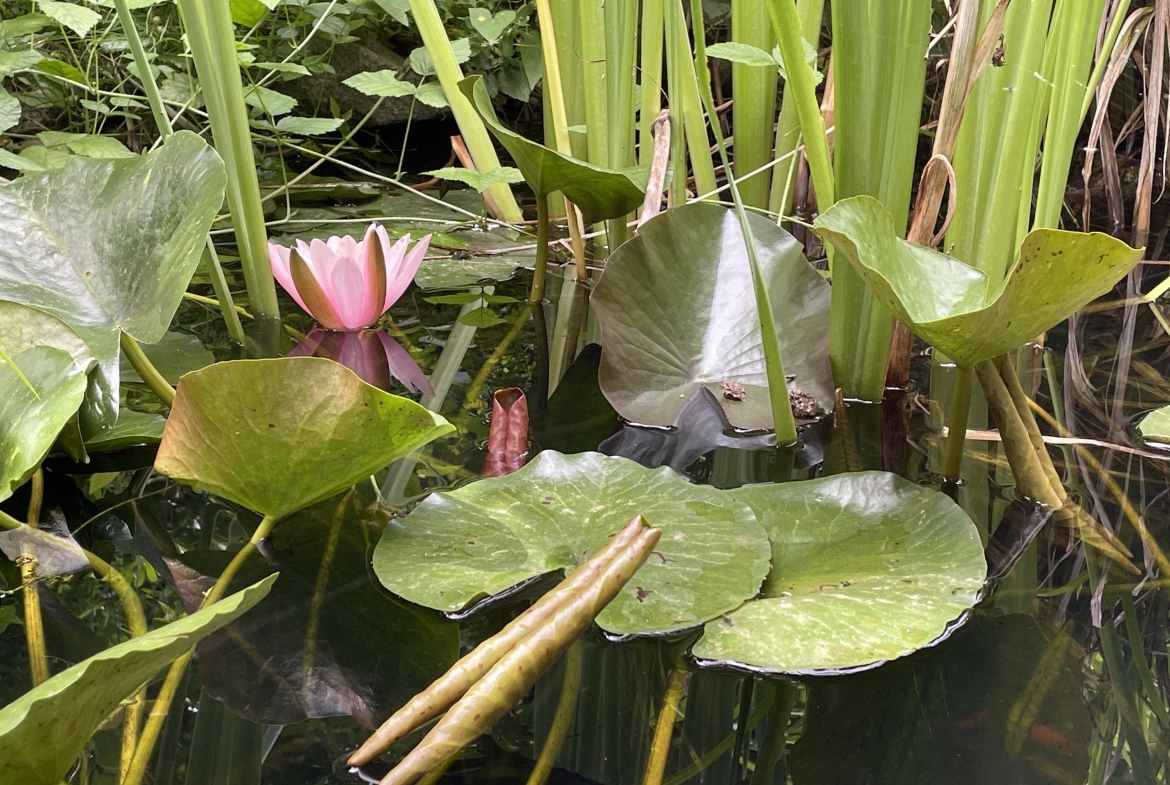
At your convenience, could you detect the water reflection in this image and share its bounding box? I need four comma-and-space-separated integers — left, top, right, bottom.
289, 327, 434, 396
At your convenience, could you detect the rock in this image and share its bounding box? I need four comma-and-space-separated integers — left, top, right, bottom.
281, 35, 445, 127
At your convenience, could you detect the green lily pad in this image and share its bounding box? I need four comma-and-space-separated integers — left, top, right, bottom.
83, 409, 166, 451
1138, 405, 1170, 445
591, 202, 833, 431
692, 472, 986, 673
120, 331, 216, 386
373, 451, 772, 636
813, 195, 1144, 367
154, 357, 455, 519
0, 301, 94, 374
459, 75, 650, 224
1, 346, 88, 501
0, 131, 226, 433
0, 575, 274, 785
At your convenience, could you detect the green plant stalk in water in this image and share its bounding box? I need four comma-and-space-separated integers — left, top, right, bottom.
120, 333, 176, 406
642, 661, 688, 785
123, 512, 281, 785
526, 639, 583, 785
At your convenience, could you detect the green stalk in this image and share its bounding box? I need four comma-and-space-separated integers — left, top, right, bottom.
663, 0, 689, 205
940, 365, 974, 482
175, 0, 280, 318
201, 239, 246, 344
639, 0, 666, 168
579, 0, 608, 168
691, 0, 798, 443
19, 475, 49, 689
112, 0, 171, 135
120, 333, 176, 406
731, 0, 777, 208
530, 199, 550, 304
123, 513, 281, 785
404, 0, 523, 223
549, 0, 587, 160
768, 0, 825, 216
668, 0, 718, 198
605, 0, 639, 247
526, 640, 583, 785
642, 662, 688, 785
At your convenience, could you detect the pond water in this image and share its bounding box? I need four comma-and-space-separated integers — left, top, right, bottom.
2, 189, 1166, 785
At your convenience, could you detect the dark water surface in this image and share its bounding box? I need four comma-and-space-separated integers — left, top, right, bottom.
3, 255, 1169, 785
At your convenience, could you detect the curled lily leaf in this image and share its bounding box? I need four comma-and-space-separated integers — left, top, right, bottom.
348, 515, 646, 766
379, 519, 661, 785
482, 387, 528, 477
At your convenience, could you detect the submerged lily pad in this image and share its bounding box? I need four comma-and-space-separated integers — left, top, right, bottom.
692, 472, 986, 673
373, 451, 771, 636
154, 357, 454, 519
1137, 405, 1170, 445
459, 75, 650, 224
0, 346, 88, 501
591, 202, 833, 431
0, 131, 226, 433
814, 196, 1144, 367
0, 576, 274, 785
119, 330, 216, 386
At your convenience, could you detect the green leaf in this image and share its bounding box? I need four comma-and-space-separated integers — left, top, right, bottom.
0, 89, 20, 135
422, 166, 525, 193
409, 39, 470, 76
83, 408, 166, 451
591, 202, 833, 430
467, 7, 515, 43
63, 134, 136, 159
814, 196, 1144, 367
373, 451, 772, 636
0, 13, 52, 41
706, 41, 777, 68
154, 357, 455, 519
1138, 405, 1170, 444
18, 143, 73, 170
457, 305, 507, 327
0, 576, 275, 785
0, 49, 44, 77
459, 75, 649, 223
32, 57, 86, 84
413, 81, 447, 108
372, 0, 410, 25
243, 84, 296, 116
692, 472, 986, 673
37, 0, 101, 37
771, 37, 823, 84
275, 116, 343, 135
250, 61, 310, 76
0, 147, 42, 172
342, 69, 416, 97
119, 331, 214, 386
0, 346, 88, 501
229, 0, 268, 26
0, 131, 227, 434
0, 301, 94, 374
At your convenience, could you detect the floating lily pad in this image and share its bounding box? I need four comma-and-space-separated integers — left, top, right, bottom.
0, 576, 274, 785
591, 202, 833, 431
0, 131, 226, 433
373, 451, 771, 636
459, 75, 650, 224
692, 472, 986, 673
1137, 405, 1170, 445
813, 195, 1144, 367
0, 346, 88, 501
154, 357, 454, 519
83, 409, 166, 451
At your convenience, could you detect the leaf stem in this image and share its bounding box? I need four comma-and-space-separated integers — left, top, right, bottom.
526, 639, 583, 785
642, 661, 688, 785
26, 468, 43, 526
111, 0, 172, 136
940, 365, 973, 482
120, 333, 176, 407
19, 548, 49, 686
530, 199, 550, 304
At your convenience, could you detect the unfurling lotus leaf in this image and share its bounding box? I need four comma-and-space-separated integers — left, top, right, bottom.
813, 195, 1144, 367
459, 75, 651, 224
692, 472, 986, 673
0, 131, 226, 434
154, 357, 454, 519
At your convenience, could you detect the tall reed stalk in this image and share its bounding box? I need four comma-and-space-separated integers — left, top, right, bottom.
731, 0, 777, 208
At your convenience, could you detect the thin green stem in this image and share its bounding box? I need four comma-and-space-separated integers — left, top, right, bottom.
112, 0, 172, 136
642, 662, 688, 785
19, 549, 49, 686
941, 366, 974, 482
768, 0, 824, 215
530, 199, 550, 304
120, 333, 176, 407
123, 513, 281, 785
27, 468, 43, 525
526, 639, 583, 785
998, 355, 1065, 502
201, 240, 246, 344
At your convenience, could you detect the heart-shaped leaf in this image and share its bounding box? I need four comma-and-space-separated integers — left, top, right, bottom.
0, 576, 274, 785
0, 130, 226, 433
373, 451, 772, 636
468, 7, 515, 43
154, 357, 454, 519
459, 75, 650, 224
591, 202, 834, 430
692, 472, 986, 673
813, 195, 1144, 367
1, 346, 88, 501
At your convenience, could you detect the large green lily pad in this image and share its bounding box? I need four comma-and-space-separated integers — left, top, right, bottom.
459, 75, 650, 224
0, 576, 274, 785
154, 357, 454, 519
591, 202, 833, 431
814, 196, 1144, 367
0, 301, 94, 373
692, 472, 986, 673
373, 451, 771, 636
0, 131, 226, 433
0, 346, 88, 501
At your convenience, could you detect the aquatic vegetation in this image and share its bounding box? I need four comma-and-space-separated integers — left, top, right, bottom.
289, 326, 435, 395
482, 387, 529, 476
268, 225, 431, 331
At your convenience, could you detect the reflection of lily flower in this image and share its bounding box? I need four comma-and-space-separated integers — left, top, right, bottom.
289, 327, 435, 397
269, 224, 431, 331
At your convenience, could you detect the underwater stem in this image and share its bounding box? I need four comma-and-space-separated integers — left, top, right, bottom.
642, 662, 688, 785
526, 639, 583, 785
530, 199, 551, 305
940, 366, 974, 482
123, 513, 280, 785
119, 333, 176, 407
998, 355, 1065, 503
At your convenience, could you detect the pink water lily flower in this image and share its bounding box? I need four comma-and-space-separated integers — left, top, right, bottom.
269, 224, 431, 331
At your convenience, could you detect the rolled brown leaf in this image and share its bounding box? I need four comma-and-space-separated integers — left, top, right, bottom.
482, 388, 529, 477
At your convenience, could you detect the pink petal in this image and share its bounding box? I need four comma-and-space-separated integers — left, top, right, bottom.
384, 234, 431, 309
287, 326, 325, 357
269, 243, 311, 314
330, 256, 374, 330
378, 330, 434, 396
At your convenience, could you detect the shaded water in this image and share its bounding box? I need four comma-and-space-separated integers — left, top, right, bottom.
3, 211, 1169, 784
